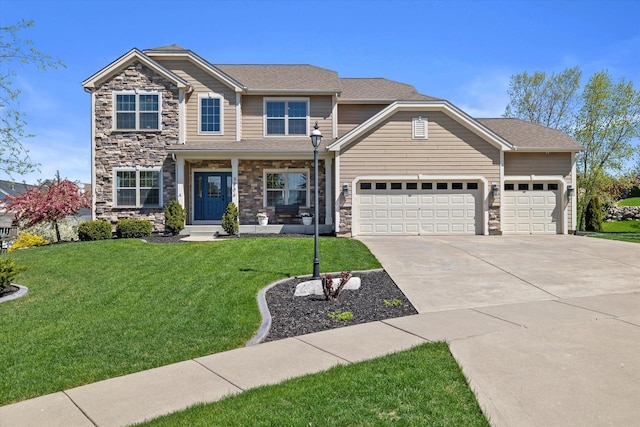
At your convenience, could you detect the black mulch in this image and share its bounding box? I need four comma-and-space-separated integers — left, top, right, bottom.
264, 270, 418, 342
0, 285, 20, 299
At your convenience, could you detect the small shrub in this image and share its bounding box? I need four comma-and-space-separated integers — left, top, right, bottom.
0, 258, 27, 290
164, 200, 186, 235
221, 202, 239, 235
78, 220, 113, 241
585, 196, 604, 232
328, 310, 354, 321
383, 298, 403, 307
116, 219, 153, 238
8, 233, 49, 252
322, 271, 352, 301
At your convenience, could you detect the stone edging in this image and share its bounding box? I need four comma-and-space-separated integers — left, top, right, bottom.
0, 285, 28, 304
245, 268, 385, 346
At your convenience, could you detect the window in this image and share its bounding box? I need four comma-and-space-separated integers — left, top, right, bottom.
360, 182, 372, 190
504, 183, 514, 191
375, 183, 387, 190
533, 183, 544, 190
265, 99, 309, 136
391, 183, 402, 190
452, 183, 463, 190
265, 171, 308, 207
467, 182, 478, 190
437, 183, 448, 190
114, 168, 161, 207
412, 117, 428, 139
518, 183, 529, 191
548, 183, 559, 190
114, 91, 161, 130
199, 93, 223, 134
422, 183, 433, 190
406, 183, 418, 190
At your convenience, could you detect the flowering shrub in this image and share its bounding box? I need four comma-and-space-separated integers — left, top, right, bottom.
256, 212, 270, 220
321, 271, 352, 301
24, 217, 83, 242
8, 233, 49, 252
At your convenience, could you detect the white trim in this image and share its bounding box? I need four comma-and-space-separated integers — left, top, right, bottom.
263, 169, 310, 208
325, 157, 333, 225
175, 156, 185, 206
231, 157, 239, 207
178, 89, 186, 144
236, 93, 242, 141
334, 154, 341, 233
350, 174, 489, 237
332, 94, 338, 139
112, 166, 163, 208
112, 90, 163, 131
197, 92, 224, 135
328, 101, 514, 152
90, 90, 96, 220
499, 150, 504, 233
571, 153, 577, 232
263, 97, 310, 137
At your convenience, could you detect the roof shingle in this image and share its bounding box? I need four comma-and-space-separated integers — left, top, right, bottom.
339, 78, 438, 102
214, 64, 341, 93
477, 118, 583, 150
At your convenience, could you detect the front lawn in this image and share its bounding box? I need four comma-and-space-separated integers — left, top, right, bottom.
0, 238, 380, 405
590, 220, 640, 243
136, 342, 489, 427
618, 197, 640, 207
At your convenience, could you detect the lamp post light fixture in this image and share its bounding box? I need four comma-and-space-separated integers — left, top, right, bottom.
310, 121, 322, 280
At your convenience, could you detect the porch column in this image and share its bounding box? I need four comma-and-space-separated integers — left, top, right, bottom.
325, 157, 333, 225
175, 155, 185, 207
231, 157, 239, 207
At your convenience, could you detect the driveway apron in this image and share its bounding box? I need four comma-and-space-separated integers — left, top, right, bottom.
359, 235, 640, 427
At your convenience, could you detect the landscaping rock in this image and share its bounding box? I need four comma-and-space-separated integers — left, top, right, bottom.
606, 206, 640, 221
294, 277, 361, 296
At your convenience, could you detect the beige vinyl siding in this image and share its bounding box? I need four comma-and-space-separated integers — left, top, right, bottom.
339, 111, 500, 205
504, 152, 574, 231
337, 104, 387, 137
156, 59, 237, 141
241, 95, 333, 139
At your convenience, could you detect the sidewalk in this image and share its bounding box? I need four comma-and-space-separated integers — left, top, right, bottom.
2, 291, 640, 427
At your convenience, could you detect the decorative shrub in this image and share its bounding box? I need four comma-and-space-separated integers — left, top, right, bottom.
78, 220, 113, 241
116, 219, 153, 238
322, 271, 353, 301
8, 233, 50, 252
221, 202, 239, 235
24, 217, 83, 242
585, 196, 604, 232
0, 258, 27, 290
164, 200, 186, 235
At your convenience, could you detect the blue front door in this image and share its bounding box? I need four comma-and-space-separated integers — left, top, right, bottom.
194, 172, 231, 221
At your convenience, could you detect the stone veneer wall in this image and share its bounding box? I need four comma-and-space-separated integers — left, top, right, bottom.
237, 159, 326, 225
93, 62, 179, 231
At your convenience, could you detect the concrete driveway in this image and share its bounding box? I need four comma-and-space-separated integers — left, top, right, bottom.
359, 235, 640, 427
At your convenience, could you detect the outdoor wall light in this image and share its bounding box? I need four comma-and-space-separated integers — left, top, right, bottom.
342, 183, 349, 197
491, 183, 500, 197
567, 185, 575, 196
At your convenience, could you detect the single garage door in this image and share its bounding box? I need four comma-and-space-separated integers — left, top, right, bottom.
357, 181, 481, 235
503, 182, 559, 234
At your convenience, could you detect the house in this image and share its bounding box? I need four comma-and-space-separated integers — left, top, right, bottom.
82, 45, 582, 236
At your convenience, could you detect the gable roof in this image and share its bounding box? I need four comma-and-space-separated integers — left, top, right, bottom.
0, 180, 36, 199
82, 48, 191, 91
476, 118, 583, 151
328, 101, 514, 152
215, 64, 342, 94
339, 78, 438, 102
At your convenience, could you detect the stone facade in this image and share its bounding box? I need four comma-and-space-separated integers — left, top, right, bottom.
338, 206, 352, 237
93, 61, 179, 231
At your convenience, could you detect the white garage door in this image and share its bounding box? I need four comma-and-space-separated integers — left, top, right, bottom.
357, 181, 481, 235
503, 182, 559, 234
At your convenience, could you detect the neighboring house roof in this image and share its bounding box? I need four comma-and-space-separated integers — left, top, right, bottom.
215, 64, 342, 94
339, 78, 439, 102
328, 101, 515, 152
477, 118, 583, 151
0, 212, 15, 229
0, 180, 36, 199
169, 138, 331, 153
82, 48, 192, 91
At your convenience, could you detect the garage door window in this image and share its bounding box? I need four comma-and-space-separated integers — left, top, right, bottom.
437, 183, 448, 190
391, 183, 402, 190
518, 184, 529, 191
422, 183, 433, 190
406, 183, 418, 190
375, 183, 387, 190
360, 182, 372, 190
467, 183, 478, 190
505, 183, 514, 190
452, 183, 463, 190
533, 183, 544, 190
548, 183, 558, 190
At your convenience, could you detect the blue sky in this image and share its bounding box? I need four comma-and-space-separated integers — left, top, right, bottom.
1, 0, 639, 184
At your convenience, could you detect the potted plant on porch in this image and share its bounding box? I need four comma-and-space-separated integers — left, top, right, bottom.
300, 212, 313, 226
257, 212, 269, 226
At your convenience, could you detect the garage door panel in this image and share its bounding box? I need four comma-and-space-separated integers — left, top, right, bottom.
504, 188, 558, 235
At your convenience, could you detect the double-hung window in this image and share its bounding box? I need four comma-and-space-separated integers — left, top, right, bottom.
114, 91, 161, 130
265, 99, 309, 136
114, 167, 162, 207
199, 93, 223, 134
265, 170, 308, 207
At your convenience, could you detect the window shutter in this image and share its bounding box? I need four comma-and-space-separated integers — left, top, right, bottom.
412, 117, 428, 139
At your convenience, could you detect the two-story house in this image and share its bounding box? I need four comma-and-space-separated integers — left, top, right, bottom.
82, 45, 582, 236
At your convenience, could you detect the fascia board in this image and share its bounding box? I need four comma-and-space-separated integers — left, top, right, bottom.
82, 48, 190, 90
511, 147, 584, 153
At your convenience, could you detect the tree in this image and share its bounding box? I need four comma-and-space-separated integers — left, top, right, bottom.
1, 20, 65, 178
504, 67, 582, 133
504, 67, 640, 231
2, 173, 90, 242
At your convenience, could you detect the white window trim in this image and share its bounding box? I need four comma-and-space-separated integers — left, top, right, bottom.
263, 169, 310, 208
113, 166, 163, 208
198, 92, 224, 135
412, 116, 428, 139
113, 90, 163, 131
263, 97, 310, 137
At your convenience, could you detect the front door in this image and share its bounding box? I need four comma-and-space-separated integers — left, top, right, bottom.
194, 172, 231, 221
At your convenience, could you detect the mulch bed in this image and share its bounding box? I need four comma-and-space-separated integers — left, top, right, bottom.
0, 285, 20, 299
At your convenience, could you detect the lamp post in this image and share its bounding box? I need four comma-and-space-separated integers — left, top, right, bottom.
310, 121, 322, 279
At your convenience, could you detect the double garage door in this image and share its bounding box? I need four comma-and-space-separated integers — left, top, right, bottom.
502, 182, 560, 234
357, 180, 481, 235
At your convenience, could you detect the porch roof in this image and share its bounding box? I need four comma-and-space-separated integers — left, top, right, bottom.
168, 138, 332, 153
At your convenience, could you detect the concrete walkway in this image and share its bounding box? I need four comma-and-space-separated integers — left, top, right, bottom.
2, 235, 639, 426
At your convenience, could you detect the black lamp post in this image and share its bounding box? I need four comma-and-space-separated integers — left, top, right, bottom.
310, 121, 322, 279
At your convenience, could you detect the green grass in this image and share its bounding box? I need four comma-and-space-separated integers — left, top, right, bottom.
618, 197, 640, 207
590, 220, 640, 243
0, 238, 380, 405
136, 342, 489, 427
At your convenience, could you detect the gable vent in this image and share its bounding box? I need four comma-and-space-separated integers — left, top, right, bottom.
412, 117, 428, 139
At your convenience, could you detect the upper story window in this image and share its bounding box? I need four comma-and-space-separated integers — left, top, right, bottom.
199, 93, 223, 134
114, 91, 162, 131
264, 98, 309, 136
114, 167, 162, 207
